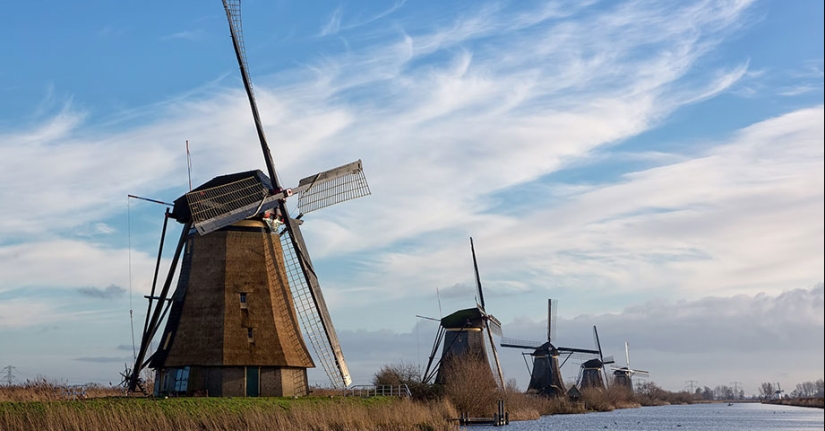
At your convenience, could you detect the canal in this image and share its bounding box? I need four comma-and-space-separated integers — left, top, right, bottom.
466, 402, 824, 430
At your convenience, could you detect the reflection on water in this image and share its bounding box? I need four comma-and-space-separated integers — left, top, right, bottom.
466, 402, 825, 431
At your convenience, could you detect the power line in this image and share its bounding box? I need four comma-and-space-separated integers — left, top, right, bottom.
731, 381, 742, 395
2, 365, 17, 386
685, 380, 699, 393
128, 197, 136, 362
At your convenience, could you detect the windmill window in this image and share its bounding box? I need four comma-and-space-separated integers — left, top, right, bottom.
240, 292, 248, 309
174, 367, 190, 393
247, 328, 254, 342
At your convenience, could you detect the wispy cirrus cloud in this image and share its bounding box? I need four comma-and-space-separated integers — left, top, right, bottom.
318, 1, 407, 37
160, 30, 206, 41
2, 0, 819, 333
77, 285, 126, 300
319, 6, 344, 37
0, 299, 119, 329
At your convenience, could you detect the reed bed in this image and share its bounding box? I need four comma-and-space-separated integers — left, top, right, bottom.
579, 385, 640, 411
764, 397, 825, 408
0, 379, 123, 402
0, 396, 459, 431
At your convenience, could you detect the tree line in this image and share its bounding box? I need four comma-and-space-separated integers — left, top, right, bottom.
758, 379, 824, 400
676, 378, 823, 401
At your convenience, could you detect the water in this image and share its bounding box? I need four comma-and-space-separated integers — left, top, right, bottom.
466, 403, 825, 431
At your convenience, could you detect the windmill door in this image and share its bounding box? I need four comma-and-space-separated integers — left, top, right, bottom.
246, 367, 260, 397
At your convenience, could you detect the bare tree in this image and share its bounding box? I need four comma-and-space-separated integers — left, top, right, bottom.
701, 386, 714, 401
759, 382, 775, 399
714, 385, 734, 400
790, 379, 824, 398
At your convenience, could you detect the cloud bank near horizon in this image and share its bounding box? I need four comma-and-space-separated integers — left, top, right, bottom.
328, 283, 824, 392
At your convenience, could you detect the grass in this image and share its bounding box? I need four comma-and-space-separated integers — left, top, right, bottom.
1, 379, 459, 430
0, 396, 459, 431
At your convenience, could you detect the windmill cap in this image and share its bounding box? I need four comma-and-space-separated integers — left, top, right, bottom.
440, 307, 486, 329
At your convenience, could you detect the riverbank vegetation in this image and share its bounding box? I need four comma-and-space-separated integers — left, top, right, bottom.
0, 396, 460, 431
758, 378, 824, 408
1, 363, 750, 431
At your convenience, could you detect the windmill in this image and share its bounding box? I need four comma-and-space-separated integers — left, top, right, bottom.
421, 238, 505, 389
576, 325, 614, 390
501, 299, 599, 397
610, 341, 649, 390
126, 0, 370, 397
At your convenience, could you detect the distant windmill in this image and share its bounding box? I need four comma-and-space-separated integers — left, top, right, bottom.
126, 0, 370, 397
576, 326, 614, 390
421, 238, 505, 388
502, 299, 599, 397
610, 341, 649, 390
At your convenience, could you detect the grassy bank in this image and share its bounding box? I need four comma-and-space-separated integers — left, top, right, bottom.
0, 396, 459, 431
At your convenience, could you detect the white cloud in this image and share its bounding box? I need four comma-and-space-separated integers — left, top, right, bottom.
0, 239, 158, 295
335, 106, 823, 305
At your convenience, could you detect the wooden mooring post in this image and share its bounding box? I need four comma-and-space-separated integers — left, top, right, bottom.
457, 399, 509, 426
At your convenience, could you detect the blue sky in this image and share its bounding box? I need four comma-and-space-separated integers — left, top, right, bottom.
0, 0, 822, 394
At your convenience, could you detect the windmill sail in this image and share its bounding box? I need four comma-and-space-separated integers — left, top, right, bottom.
184, 174, 281, 235
221, 0, 279, 184
547, 299, 557, 342
280, 221, 352, 387
295, 160, 371, 215
220, 0, 362, 389
470, 238, 485, 308
470, 238, 504, 388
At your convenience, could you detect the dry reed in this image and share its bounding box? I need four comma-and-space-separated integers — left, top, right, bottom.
0, 379, 123, 403
0, 396, 459, 431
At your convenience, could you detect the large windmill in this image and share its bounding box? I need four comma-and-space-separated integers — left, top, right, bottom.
126, 0, 370, 397
501, 299, 599, 397
576, 326, 614, 390
421, 238, 505, 388
610, 342, 649, 390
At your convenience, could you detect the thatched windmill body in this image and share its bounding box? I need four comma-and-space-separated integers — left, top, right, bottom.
126, 0, 370, 397
576, 326, 614, 390
502, 299, 598, 397
421, 238, 505, 388
611, 341, 649, 390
